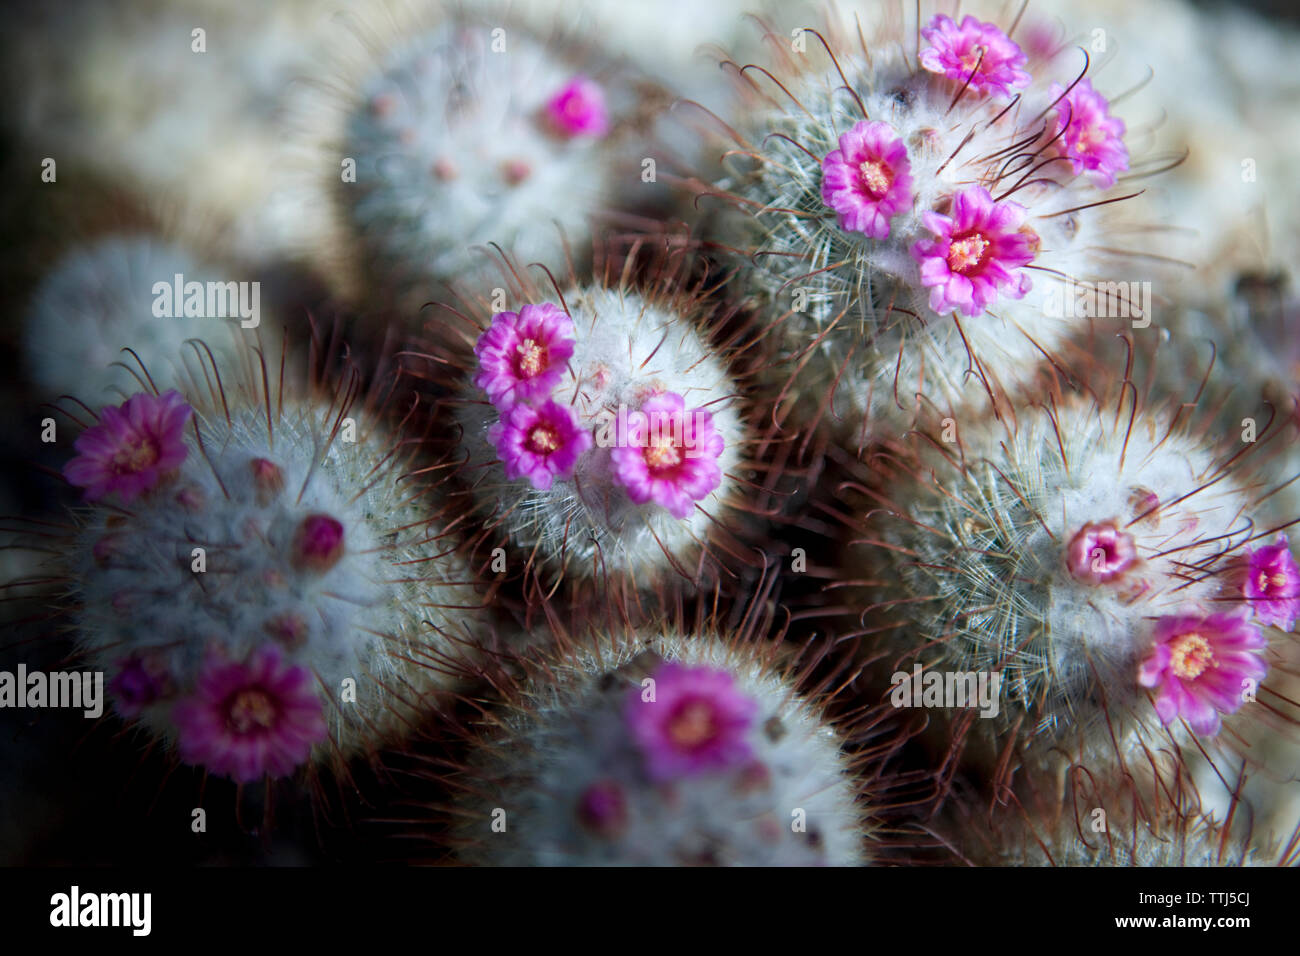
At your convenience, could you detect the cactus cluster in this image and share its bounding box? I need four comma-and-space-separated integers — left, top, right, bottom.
2, 0, 1297, 872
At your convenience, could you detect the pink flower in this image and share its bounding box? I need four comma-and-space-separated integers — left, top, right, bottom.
575, 780, 628, 837
545, 76, 609, 138
173, 646, 327, 782
1138, 613, 1268, 736
488, 398, 591, 490
1066, 520, 1138, 584
474, 304, 576, 410
625, 661, 758, 781
1241, 535, 1300, 630
820, 120, 914, 238
919, 14, 1031, 98
610, 392, 725, 520
109, 655, 172, 719
63, 390, 192, 502
911, 186, 1038, 317
1046, 78, 1129, 188
292, 514, 346, 573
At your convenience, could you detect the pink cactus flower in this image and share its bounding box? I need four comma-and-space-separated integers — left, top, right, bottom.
820, 120, 914, 238
63, 390, 192, 503
173, 646, 327, 782
610, 392, 725, 520
1138, 612, 1268, 736
1066, 520, 1138, 584
625, 661, 758, 781
109, 655, 172, 719
1241, 535, 1300, 630
292, 514, 346, 573
489, 398, 591, 490
474, 303, 576, 410
1045, 78, 1129, 187
919, 14, 1031, 98
576, 780, 628, 837
911, 186, 1038, 317
545, 76, 609, 138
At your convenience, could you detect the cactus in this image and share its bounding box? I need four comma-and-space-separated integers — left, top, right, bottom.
41, 334, 488, 783
942, 770, 1284, 866
301, 7, 647, 311
21, 235, 265, 401
696, 9, 1166, 440
845, 373, 1288, 797
426, 241, 757, 589
448, 627, 866, 866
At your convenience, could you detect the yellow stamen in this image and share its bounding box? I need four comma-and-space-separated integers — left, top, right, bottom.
112, 438, 159, 474
1169, 633, 1215, 681
227, 689, 276, 734
947, 233, 989, 273
528, 425, 560, 454
858, 159, 891, 196
668, 701, 717, 748
516, 339, 546, 378
644, 439, 682, 471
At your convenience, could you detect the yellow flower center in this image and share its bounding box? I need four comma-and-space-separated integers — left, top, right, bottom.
960, 48, 985, 73
111, 437, 160, 474
947, 233, 989, 273
858, 159, 891, 196
668, 700, 717, 749
1258, 570, 1289, 593
516, 339, 546, 378
227, 689, 277, 735
527, 424, 560, 454
644, 437, 682, 471
1169, 633, 1215, 681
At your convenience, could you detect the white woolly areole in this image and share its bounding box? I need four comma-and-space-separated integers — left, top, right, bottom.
68, 388, 482, 762
456, 633, 864, 866
457, 285, 745, 579
876, 395, 1255, 753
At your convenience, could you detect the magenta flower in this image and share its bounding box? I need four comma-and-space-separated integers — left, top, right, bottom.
474, 304, 576, 410
173, 646, 327, 782
1241, 535, 1300, 630
820, 120, 914, 238
625, 661, 758, 781
1046, 78, 1129, 188
919, 14, 1031, 98
489, 398, 591, 490
575, 780, 628, 837
545, 76, 609, 138
63, 390, 192, 503
109, 655, 172, 719
610, 392, 725, 520
1138, 613, 1268, 736
911, 186, 1038, 317
292, 514, 346, 573
1066, 520, 1138, 584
